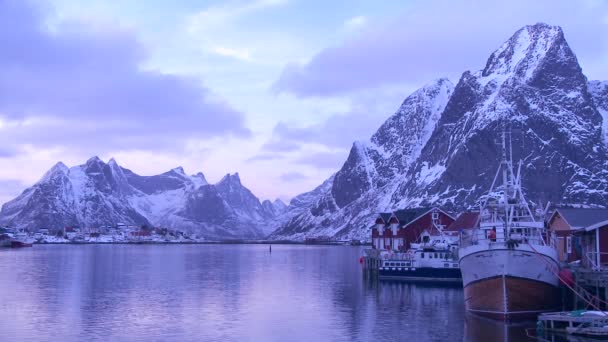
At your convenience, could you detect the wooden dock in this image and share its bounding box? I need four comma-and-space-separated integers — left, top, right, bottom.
569, 266, 608, 312
362, 249, 381, 276
538, 311, 608, 338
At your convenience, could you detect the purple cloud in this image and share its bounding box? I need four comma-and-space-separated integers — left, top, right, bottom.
0, 0, 250, 153
246, 153, 285, 162
273, 0, 608, 97
261, 93, 394, 154
0, 145, 18, 158
261, 137, 302, 152
279, 172, 308, 182
295, 151, 346, 169
0, 179, 27, 201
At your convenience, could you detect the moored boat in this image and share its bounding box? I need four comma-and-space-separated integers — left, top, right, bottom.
10, 232, 34, 248
378, 214, 462, 283
458, 132, 559, 321
378, 242, 461, 283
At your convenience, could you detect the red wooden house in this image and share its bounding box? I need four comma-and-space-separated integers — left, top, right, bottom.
548, 208, 608, 263
371, 207, 455, 251
445, 211, 480, 232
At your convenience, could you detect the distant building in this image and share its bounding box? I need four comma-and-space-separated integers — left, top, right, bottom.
130, 231, 151, 237
371, 207, 455, 251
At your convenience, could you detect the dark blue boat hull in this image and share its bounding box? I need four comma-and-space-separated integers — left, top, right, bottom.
379, 265, 462, 283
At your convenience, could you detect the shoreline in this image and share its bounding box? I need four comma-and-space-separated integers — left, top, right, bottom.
31, 240, 371, 246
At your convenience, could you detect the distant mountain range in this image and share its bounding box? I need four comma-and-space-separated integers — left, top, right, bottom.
0, 157, 286, 239
3, 23, 607, 241
270, 23, 608, 241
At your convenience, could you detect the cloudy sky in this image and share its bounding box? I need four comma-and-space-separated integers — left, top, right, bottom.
0, 0, 607, 205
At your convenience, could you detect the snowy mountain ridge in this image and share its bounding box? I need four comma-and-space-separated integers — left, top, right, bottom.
0, 157, 285, 239
271, 23, 608, 241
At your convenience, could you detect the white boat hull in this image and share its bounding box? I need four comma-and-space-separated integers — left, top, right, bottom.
459, 244, 560, 321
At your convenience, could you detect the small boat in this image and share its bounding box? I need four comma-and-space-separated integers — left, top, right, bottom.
11, 232, 34, 248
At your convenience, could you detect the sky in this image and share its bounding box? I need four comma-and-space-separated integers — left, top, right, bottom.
0, 0, 607, 205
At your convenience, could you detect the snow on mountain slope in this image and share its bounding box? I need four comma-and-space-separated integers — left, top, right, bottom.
395, 23, 607, 209
0, 158, 280, 239
270, 78, 454, 240
589, 80, 608, 147
272, 23, 608, 241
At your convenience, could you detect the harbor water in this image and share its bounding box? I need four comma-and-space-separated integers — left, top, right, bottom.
0, 244, 539, 341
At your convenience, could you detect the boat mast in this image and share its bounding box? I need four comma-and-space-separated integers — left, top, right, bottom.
501, 130, 511, 231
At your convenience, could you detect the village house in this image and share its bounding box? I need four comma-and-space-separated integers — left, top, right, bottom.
547, 208, 608, 264
371, 207, 455, 251
445, 211, 480, 232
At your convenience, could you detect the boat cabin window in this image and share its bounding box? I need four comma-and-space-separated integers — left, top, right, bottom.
422, 236, 430, 243
434, 253, 438, 259
421, 252, 424, 258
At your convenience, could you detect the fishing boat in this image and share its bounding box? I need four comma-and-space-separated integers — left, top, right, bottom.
378, 236, 461, 283
378, 213, 462, 283
11, 231, 34, 247
458, 132, 559, 321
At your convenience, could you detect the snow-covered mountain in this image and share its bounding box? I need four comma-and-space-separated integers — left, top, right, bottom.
271, 23, 608, 241
0, 157, 282, 239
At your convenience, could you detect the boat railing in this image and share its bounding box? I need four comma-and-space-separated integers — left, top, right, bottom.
378, 252, 415, 261
584, 252, 608, 271
460, 227, 552, 248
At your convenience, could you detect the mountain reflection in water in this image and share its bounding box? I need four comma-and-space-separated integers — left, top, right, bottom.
0, 244, 539, 341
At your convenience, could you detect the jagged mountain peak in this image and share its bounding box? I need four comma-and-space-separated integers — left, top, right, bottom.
86, 155, 103, 164
84, 156, 108, 174
1, 158, 277, 239
273, 198, 287, 209
370, 77, 453, 155
160, 166, 190, 181
51, 161, 68, 173
272, 23, 608, 241
191, 172, 208, 187
482, 23, 567, 80
219, 172, 241, 185
40, 161, 69, 182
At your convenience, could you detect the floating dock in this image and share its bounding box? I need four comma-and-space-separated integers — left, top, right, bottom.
538, 311, 608, 338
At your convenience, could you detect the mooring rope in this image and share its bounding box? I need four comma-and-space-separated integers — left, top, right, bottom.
526, 242, 607, 314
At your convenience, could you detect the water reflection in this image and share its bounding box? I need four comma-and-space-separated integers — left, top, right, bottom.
0, 245, 548, 341
464, 313, 534, 342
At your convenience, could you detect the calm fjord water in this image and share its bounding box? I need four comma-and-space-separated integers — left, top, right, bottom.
0, 245, 532, 341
